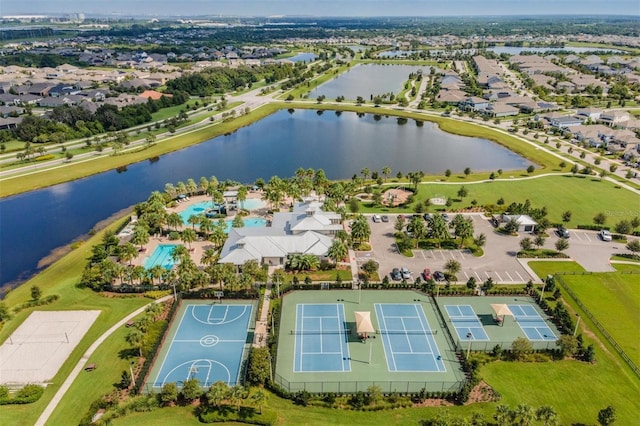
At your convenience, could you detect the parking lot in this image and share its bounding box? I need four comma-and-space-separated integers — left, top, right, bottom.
360, 213, 536, 284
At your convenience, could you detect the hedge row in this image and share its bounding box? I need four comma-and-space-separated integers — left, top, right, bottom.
12, 294, 59, 314
0, 384, 44, 405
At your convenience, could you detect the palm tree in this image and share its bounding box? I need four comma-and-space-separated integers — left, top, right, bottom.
444, 259, 461, 280
126, 329, 144, 357
515, 403, 535, 426
237, 186, 248, 210
206, 381, 229, 409
536, 406, 558, 426
453, 215, 474, 248
473, 233, 486, 249
360, 167, 370, 183
199, 216, 214, 237
119, 242, 138, 266
199, 176, 209, 194
181, 228, 197, 250
167, 212, 183, 231
287, 254, 320, 272
229, 385, 248, 413
408, 216, 427, 247
382, 166, 391, 182
350, 215, 371, 244
250, 389, 266, 414
209, 226, 227, 249
428, 214, 450, 248
232, 215, 244, 228
171, 245, 189, 264
185, 179, 198, 196
131, 225, 150, 251
200, 248, 218, 269
176, 181, 187, 197
327, 240, 348, 264
164, 183, 177, 199
534, 235, 546, 249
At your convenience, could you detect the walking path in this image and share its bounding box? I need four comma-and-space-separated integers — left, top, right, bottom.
253, 283, 272, 348
34, 295, 172, 426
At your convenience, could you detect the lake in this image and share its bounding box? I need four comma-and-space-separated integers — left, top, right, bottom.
309, 64, 425, 100
285, 52, 317, 63
0, 109, 531, 290
378, 50, 418, 58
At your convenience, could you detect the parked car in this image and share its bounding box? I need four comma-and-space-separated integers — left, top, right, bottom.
423, 213, 432, 221
372, 214, 381, 223
556, 226, 570, 238
422, 268, 432, 281
400, 267, 411, 279
390, 268, 402, 281
433, 271, 446, 281
442, 213, 450, 222
381, 215, 389, 222
599, 230, 612, 242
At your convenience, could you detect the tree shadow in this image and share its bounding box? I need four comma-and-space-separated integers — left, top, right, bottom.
118, 347, 138, 360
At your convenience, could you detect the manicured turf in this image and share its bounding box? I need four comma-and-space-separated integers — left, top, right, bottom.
558, 273, 640, 366
0, 216, 149, 426
527, 261, 586, 279
611, 263, 640, 272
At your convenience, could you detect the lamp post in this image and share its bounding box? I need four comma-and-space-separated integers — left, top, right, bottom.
573, 315, 581, 336
466, 332, 473, 360
368, 337, 373, 364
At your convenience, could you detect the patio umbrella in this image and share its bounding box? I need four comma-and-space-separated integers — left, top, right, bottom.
354, 311, 374, 338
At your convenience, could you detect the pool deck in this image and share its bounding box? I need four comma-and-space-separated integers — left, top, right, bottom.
123, 191, 272, 271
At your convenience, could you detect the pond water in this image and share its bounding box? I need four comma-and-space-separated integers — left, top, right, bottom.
488, 46, 623, 55
378, 50, 418, 58
285, 52, 317, 63
308, 64, 425, 100
0, 109, 531, 290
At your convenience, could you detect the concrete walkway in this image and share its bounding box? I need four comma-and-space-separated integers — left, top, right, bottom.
252, 283, 272, 348
34, 295, 172, 426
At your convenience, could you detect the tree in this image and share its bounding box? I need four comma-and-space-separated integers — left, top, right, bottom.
464, 167, 471, 176
457, 186, 468, 199
237, 186, 248, 210
466, 276, 477, 290
160, 382, 178, 406
126, 328, 144, 357
534, 235, 545, 249
504, 218, 519, 234
181, 228, 197, 250
527, 165, 535, 174
30, 285, 42, 301
429, 214, 450, 248
511, 337, 533, 360
360, 167, 370, 182
536, 406, 558, 426
181, 377, 202, 402
229, 385, 248, 412
561, 210, 572, 224
626, 240, 640, 258
250, 389, 267, 414
515, 403, 535, 426
474, 233, 487, 249
327, 240, 348, 264
232, 215, 244, 228
593, 212, 606, 226
131, 225, 150, 250
206, 381, 229, 409
557, 335, 578, 358
444, 259, 461, 279
520, 237, 533, 251
555, 237, 569, 253
382, 166, 391, 182
348, 197, 360, 214
350, 215, 371, 244
444, 169, 451, 179
119, 242, 139, 266
407, 215, 427, 247
614, 220, 631, 235
597, 406, 616, 426
453, 216, 474, 248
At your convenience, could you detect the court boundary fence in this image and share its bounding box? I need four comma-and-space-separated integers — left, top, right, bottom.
139, 294, 181, 393
555, 274, 640, 379
272, 373, 463, 394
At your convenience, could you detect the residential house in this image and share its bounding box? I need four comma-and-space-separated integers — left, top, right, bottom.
599, 110, 630, 127
576, 107, 602, 122
548, 115, 583, 129
458, 96, 490, 112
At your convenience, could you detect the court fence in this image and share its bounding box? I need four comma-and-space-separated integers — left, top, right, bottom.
555, 274, 640, 379
138, 294, 181, 393
273, 373, 464, 394
453, 339, 557, 352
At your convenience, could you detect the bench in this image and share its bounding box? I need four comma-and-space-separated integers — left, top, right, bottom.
84, 363, 97, 372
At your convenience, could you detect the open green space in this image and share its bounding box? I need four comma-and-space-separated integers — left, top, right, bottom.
0, 216, 150, 426
527, 261, 587, 279
360, 175, 638, 227
611, 263, 640, 272
559, 273, 640, 366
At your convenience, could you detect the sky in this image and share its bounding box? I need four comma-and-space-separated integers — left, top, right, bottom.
2, 0, 639, 17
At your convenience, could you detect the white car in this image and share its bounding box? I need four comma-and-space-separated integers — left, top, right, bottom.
372, 215, 381, 223
599, 230, 612, 242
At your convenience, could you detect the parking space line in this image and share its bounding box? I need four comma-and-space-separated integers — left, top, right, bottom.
572, 232, 581, 241
463, 271, 470, 280
504, 271, 514, 281
583, 233, 591, 241
495, 272, 503, 283
429, 250, 435, 259
475, 272, 482, 281
457, 250, 466, 259
449, 251, 456, 260
439, 251, 446, 260
484, 271, 492, 280
515, 271, 524, 282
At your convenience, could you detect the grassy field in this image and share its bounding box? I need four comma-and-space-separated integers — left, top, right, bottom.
611, 263, 640, 272
359, 175, 638, 227
0, 216, 150, 426
558, 273, 640, 365
527, 261, 587, 279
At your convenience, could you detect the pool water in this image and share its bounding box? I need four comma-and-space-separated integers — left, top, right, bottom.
180, 201, 213, 223
224, 218, 268, 233
145, 244, 180, 269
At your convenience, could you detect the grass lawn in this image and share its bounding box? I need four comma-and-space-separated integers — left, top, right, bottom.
482, 353, 640, 425
0, 217, 150, 426
390, 175, 637, 227
527, 260, 586, 279
287, 269, 352, 283
611, 263, 640, 272
559, 273, 640, 366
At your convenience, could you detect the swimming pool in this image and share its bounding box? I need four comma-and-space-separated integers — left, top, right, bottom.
179, 201, 213, 223
224, 218, 268, 233
239, 198, 266, 210
144, 244, 180, 269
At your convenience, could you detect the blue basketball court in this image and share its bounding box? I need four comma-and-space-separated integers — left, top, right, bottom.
444, 304, 490, 341
293, 304, 351, 372
374, 303, 445, 372
152, 304, 253, 388
508, 304, 557, 341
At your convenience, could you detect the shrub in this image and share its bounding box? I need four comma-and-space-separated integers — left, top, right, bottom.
0, 384, 44, 405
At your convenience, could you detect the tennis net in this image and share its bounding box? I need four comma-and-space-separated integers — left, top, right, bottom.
290, 329, 351, 335
377, 329, 438, 335
515, 317, 546, 323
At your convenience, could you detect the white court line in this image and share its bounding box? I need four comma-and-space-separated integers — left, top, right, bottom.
413, 304, 441, 371
376, 304, 398, 371
393, 351, 433, 355
301, 351, 343, 355
384, 315, 421, 319
515, 271, 524, 282
304, 315, 340, 319
154, 306, 189, 386
400, 318, 414, 353
338, 303, 351, 372
319, 313, 323, 353
174, 339, 246, 343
